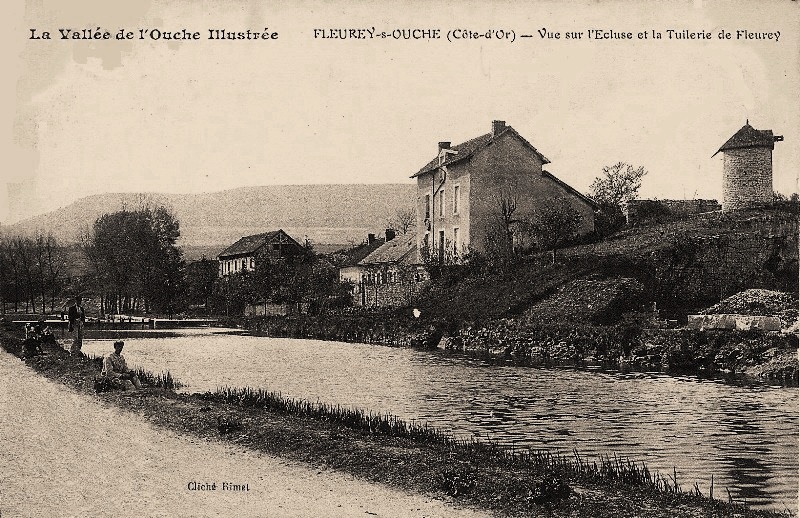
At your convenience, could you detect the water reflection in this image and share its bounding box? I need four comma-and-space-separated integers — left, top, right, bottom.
82, 334, 798, 511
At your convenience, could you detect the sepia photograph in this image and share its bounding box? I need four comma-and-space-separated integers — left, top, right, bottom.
1, 1, 798, 516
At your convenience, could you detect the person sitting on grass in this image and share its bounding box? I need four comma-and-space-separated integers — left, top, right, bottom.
20, 328, 43, 359
32, 318, 57, 345
101, 341, 142, 390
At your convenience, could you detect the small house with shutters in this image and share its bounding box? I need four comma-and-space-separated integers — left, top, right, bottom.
411, 120, 596, 260
341, 232, 429, 307
217, 229, 302, 277
337, 232, 387, 286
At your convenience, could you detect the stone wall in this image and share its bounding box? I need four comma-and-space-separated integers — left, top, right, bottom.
357, 278, 429, 308
623, 199, 721, 226
686, 314, 782, 331
649, 210, 798, 310
722, 147, 773, 211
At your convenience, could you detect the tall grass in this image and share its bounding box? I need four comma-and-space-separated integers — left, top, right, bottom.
208, 385, 780, 514
212, 386, 461, 445
88, 354, 181, 389
133, 367, 181, 389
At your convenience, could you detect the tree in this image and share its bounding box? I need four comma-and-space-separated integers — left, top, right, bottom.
10, 237, 37, 313
590, 162, 647, 208
0, 239, 18, 313
484, 183, 521, 262
85, 205, 184, 315
184, 258, 218, 313
41, 234, 66, 312
388, 207, 416, 235
590, 162, 647, 237
773, 191, 800, 202
530, 199, 584, 251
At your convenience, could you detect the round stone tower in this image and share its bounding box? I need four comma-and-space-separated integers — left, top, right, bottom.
713, 121, 783, 211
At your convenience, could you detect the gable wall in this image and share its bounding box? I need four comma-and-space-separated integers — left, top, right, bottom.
468, 132, 595, 253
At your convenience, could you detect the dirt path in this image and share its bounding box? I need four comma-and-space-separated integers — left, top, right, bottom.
0, 350, 489, 518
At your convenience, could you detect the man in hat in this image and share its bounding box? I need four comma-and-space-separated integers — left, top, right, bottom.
101, 341, 142, 390
67, 296, 85, 355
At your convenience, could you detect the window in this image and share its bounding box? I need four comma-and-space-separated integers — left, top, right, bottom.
453, 185, 460, 214
453, 227, 460, 256
424, 194, 431, 219
438, 230, 445, 261
438, 191, 444, 217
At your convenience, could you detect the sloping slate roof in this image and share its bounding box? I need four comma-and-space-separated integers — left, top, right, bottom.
713, 123, 776, 157
411, 126, 550, 178
359, 233, 418, 265
542, 171, 600, 209
218, 230, 297, 258
336, 238, 386, 267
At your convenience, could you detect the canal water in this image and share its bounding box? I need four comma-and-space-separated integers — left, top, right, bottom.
83, 332, 799, 511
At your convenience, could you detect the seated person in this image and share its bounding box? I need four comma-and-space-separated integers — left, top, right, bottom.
40, 325, 57, 345
20, 335, 43, 358
32, 318, 57, 345
101, 341, 142, 390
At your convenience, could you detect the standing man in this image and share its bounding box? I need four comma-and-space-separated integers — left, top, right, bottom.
68, 296, 86, 355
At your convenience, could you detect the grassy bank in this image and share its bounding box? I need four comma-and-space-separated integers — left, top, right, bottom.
0, 329, 791, 517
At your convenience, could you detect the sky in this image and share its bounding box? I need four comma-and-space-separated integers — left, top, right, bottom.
2, 0, 799, 223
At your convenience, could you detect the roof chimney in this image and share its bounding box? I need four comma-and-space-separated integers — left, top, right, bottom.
367, 233, 376, 244
385, 229, 396, 242
492, 120, 506, 137
438, 141, 451, 152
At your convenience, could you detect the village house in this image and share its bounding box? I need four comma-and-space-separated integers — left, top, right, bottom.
340, 231, 429, 307
217, 229, 302, 277
337, 232, 387, 286
412, 120, 596, 259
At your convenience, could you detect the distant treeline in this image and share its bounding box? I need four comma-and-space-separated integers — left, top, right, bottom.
0, 203, 353, 318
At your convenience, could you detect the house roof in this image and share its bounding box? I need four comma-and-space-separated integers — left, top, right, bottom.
713, 123, 780, 157
358, 233, 418, 265
334, 238, 386, 267
411, 126, 551, 178
217, 230, 299, 259
542, 171, 600, 210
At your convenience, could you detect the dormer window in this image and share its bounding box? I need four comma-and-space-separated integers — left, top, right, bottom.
438, 148, 458, 167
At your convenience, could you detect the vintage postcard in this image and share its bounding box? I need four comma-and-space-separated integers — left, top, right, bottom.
1, 1, 798, 517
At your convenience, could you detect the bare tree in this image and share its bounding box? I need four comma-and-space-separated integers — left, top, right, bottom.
10, 237, 36, 313
34, 233, 48, 314
42, 234, 66, 312
486, 183, 521, 260
0, 239, 13, 314
388, 207, 416, 234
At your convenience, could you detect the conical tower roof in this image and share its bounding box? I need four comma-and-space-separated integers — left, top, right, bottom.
712, 122, 780, 157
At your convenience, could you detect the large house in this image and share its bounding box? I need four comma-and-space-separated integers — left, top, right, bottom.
217, 229, 302, 277
411, 120, 596, 259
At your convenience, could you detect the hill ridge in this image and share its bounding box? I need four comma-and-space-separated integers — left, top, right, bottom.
2, 184, 417, 248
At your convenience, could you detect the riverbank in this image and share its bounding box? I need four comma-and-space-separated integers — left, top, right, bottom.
0, 328, 788, 517
235, 311, 798, 382
0, 345, 488, 518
